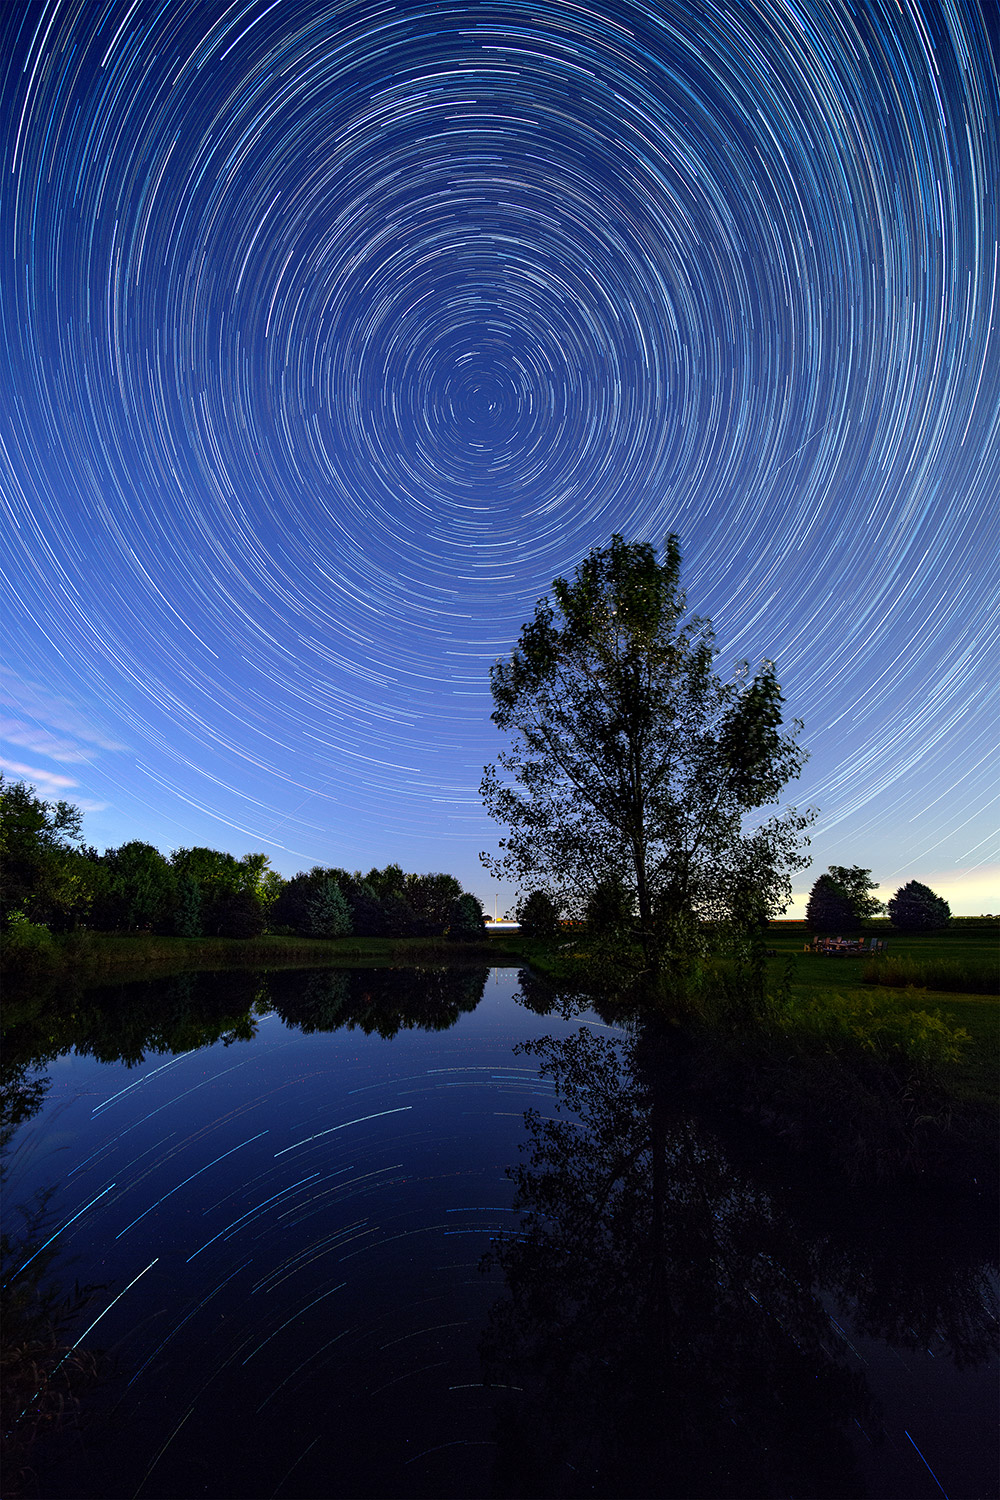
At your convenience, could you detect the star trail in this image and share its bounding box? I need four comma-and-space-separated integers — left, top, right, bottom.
1, 0, 997, 906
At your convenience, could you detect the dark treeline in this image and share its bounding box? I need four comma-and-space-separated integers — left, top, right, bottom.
0, 776, 485, 943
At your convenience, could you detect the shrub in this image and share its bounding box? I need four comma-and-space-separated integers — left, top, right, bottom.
0, 912, 55, 978
775, 991, 970, 1073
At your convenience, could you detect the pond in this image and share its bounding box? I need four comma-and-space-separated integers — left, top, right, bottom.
2, 965, 997, 1499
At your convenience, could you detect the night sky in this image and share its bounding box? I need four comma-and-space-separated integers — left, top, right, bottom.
2, 0, 997, 915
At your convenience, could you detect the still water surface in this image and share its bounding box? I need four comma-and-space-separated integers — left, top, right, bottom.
4, 965, 997, 1499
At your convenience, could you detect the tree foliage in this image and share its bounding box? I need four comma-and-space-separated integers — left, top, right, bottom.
888, 880, 951, 933
306, 878, 353, 938
806, 867, 883, 933
0, 777, 91, 928
805, 874, 859, 934
517, 889, 561, 938
481, 535, 811, 961
97, 841, 176, 931
448, 891, 485, 939
826, 866, 883, 921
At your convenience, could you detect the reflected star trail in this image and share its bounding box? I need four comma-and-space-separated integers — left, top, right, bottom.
1, 0, 997, 904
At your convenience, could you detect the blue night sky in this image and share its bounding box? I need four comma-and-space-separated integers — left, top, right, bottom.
2, 0, 997, 915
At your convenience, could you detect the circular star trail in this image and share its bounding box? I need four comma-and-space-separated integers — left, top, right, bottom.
1, 0, 997, 898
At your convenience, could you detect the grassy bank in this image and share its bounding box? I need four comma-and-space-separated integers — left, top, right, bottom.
527, 924, 995, 1170
0, 926, 528, 987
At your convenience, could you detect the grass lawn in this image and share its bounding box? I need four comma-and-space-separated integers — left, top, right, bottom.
766, 924, 998, 1108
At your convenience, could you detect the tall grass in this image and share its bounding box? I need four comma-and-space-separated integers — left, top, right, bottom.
862, 954, 998, 995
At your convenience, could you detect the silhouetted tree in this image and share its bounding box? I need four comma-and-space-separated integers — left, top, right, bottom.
448, 891, 485, 939
888, 880, 951, 932
0, 777, 92, 929
826, 865, 884, 920
805, 873, 857, 933
517, 889, 560, 937
481, 535, 811, 970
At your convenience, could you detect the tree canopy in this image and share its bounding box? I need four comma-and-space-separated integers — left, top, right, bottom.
888, 881, 951, 932
805, 866, 882, 933
481, 535, 812, 962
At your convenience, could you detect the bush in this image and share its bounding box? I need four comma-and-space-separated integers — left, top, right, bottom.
888, 880, 951, 932
1, 912, 55, 979
775, 991, 969, 1073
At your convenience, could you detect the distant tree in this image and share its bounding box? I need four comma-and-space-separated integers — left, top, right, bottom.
172, 872, 202, 937
805, 874, 856, 934
448, 892, 486, 940
826, 866, 884, 921
211, 889, 266, 939
306, 878, 352, 938
381, 890, 419, 937
585, 874, 634, 936
405, 872, 463, 934
170, 846, 272, 937
96, 841, 176, 931
888, 881, 951, 933
518, 889, 560, 938
349, 880, 388, 936
364, 863, 408, 902
271, 868, 327, 934
806, 866, 883, 933
0, 777, 92, 928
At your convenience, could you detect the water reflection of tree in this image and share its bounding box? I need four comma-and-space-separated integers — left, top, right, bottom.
2, 970, 266, 1079
482, 1023, 997, 1499
0, 1071, 110, 1499
269, 965, 489, 1038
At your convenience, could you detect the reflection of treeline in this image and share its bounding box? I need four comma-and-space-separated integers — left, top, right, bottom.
269, 965, 489, 1039
1, 966, 490, 1086
482, 1024, 998, 1499
1, 776, 485, 952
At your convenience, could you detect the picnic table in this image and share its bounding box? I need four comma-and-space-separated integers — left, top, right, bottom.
804, 937, 888, 956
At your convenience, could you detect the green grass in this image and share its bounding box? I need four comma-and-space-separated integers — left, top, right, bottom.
0, 927, 527, 987
763, 924, 999, 1110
